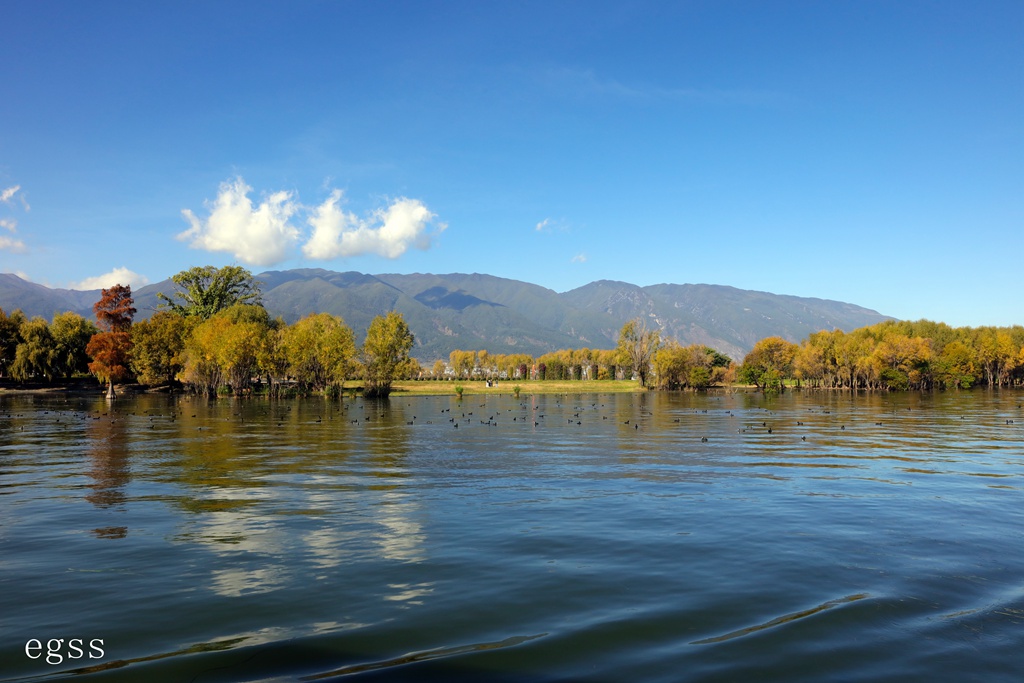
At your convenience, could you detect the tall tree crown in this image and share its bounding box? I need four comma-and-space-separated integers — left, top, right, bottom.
157, 265, 262, 319
93, 284, 136, 332
362, 311, 415, 398
616, 317, 660, 388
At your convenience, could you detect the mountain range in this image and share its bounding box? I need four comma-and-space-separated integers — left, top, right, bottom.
0, 269, 892, 362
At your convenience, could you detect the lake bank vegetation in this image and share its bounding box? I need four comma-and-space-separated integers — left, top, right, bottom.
1, 266, 1022, 396
782, 319, 1024, 390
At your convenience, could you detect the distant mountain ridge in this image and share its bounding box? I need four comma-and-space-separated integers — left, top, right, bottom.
0, 269, 892, 361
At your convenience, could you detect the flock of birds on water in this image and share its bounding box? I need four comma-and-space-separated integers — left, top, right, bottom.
1, 394, 1021, 448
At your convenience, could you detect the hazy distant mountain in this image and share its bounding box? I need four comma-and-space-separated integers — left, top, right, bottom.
0, 269, 891, 361
561, 281, 889, 361
0, 273, 103, 320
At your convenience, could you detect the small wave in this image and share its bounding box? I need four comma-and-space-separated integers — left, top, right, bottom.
300, 633, 547, 680
57, 636, 249, 676
690, 593, 869, 645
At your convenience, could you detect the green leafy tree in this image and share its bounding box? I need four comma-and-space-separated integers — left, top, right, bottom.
157, 265, 262, 319
130, 311, 192, 386
181, 304, 276, 396
281, 312, 357, 393
684, 364, 709, 389
180, 315, 226, 396
932, 340, 976, 389
617, 318, 660, 388
362, 311, 415, 398
50, 312, 98, 378
257, 326, 287, 393
738, 336, 798, 391
0, 308, 27, 378
11, 317, 57, 381
217, 317, 268, 395
537, 352, 567, 380
654, 342, 729, 390
233, 305, 284, 391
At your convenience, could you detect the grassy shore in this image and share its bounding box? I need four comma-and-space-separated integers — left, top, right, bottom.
384, 379, 644, 396
1, 377, 727, 398
0, 378, 646, 397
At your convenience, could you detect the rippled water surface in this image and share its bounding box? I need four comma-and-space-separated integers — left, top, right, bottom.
2, 389, 1023, 682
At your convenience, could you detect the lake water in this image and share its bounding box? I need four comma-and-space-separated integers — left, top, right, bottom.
2, 389, 1023, 682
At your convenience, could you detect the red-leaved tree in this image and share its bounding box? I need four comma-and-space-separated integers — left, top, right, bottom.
87, 284, 136, 397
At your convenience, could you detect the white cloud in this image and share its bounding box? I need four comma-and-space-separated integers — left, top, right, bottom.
303, 190, 443, 260
71, 267, 150, 291
571, 253, 588, 263
302, 190, 356, 259
0, 235, 27, 253
180, 177, 443, 265
0, 185, 20, 204
1, 184, 29, 210
179, 177, 300, 266
1, 186, 27, 251
536, 217, 572, 233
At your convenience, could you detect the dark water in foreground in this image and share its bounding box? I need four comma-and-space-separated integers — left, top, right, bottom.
1, 389, 1023, 682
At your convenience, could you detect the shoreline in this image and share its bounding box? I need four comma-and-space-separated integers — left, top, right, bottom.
0, 378, 651, 398
10, 379, 1007, 399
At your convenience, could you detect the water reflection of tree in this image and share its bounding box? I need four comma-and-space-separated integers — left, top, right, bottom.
85, 398, 131, 511
155, 396, 428, 598
83, 398, 132, 539
170, 398, 259, 512
361, 398, 426, 564
165, 396, 359, 498
613, 392, 651, 462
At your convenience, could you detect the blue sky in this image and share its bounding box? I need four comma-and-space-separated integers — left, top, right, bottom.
1, 1, 1021, 326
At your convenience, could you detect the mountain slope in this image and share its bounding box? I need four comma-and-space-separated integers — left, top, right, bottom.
0, 270, 892, 361
0, 273, 101, 320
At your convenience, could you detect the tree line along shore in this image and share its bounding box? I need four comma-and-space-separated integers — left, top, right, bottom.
1, 266, 1023, 397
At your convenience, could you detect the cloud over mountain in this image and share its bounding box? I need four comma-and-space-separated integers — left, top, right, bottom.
179, 177, 300, 266
180, 178, 442, 266
71, 267, 150, 291
303, 190, 442, 260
